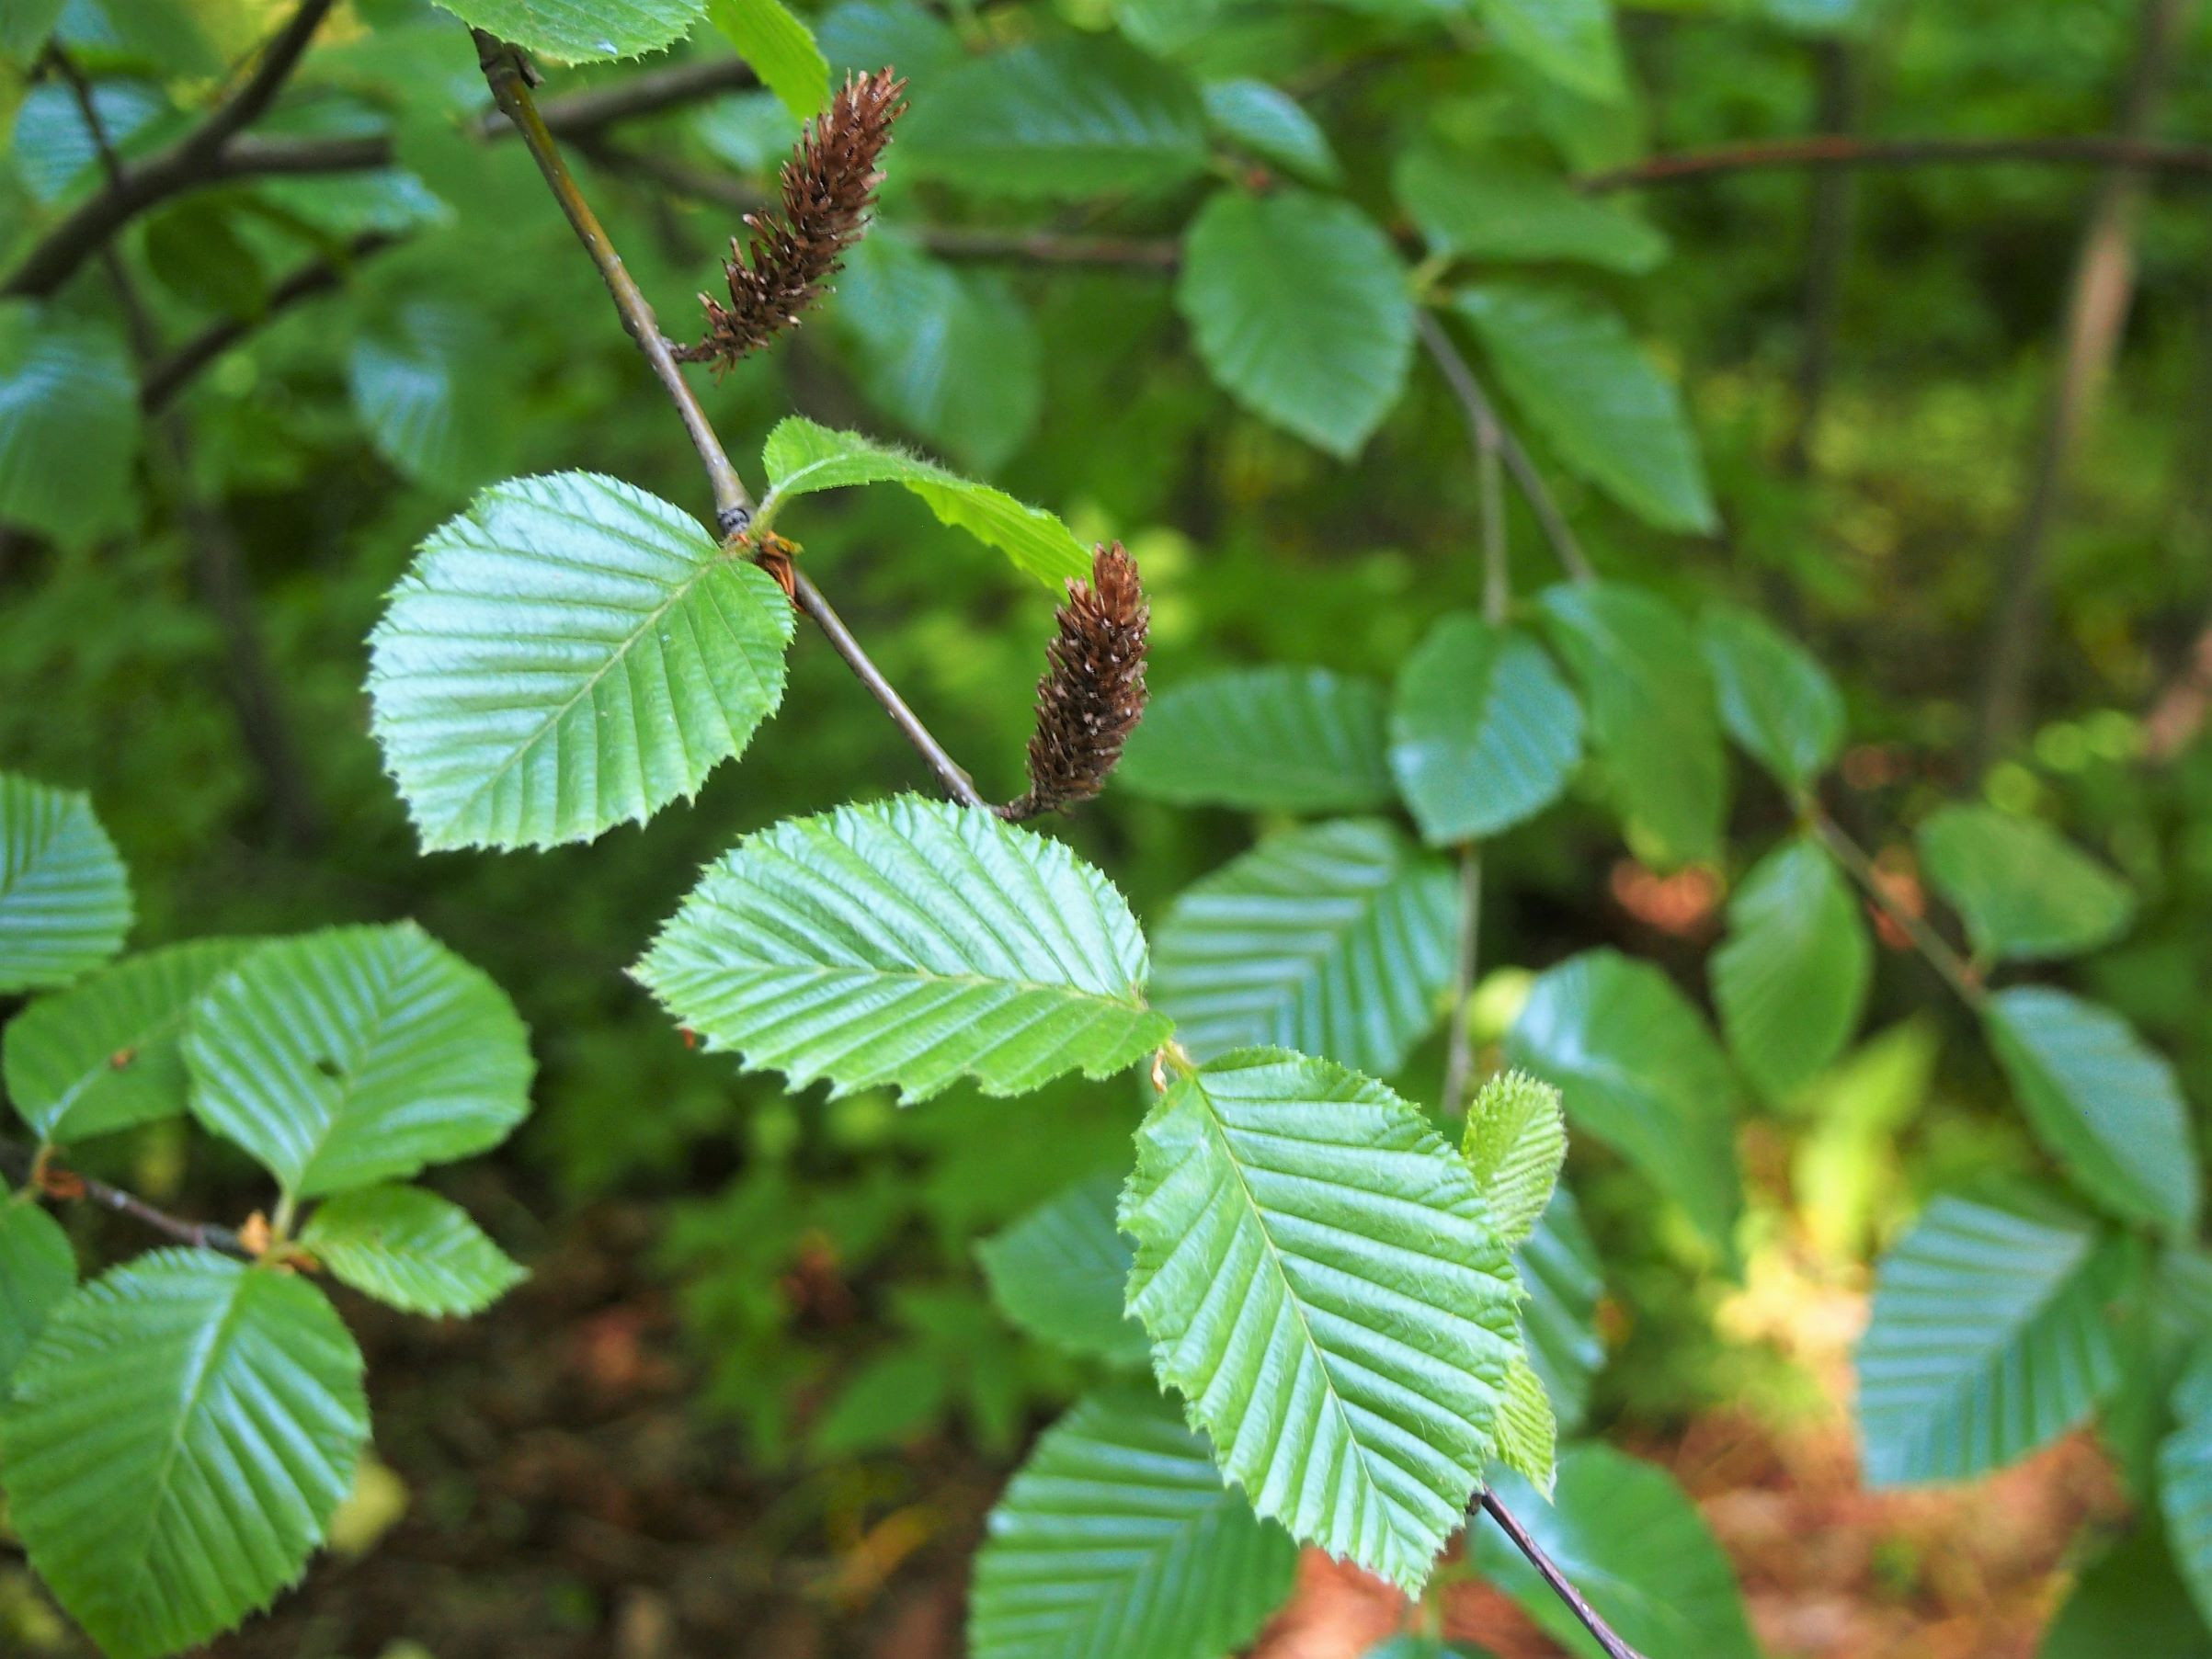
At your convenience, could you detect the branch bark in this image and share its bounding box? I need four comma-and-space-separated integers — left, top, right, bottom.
1968, 0, 2195, 773
0, 1139, 250, 1258
1476, 1490, 1648, 1659
1581, 131, 2212, 194
1807, 802, 1985, 1007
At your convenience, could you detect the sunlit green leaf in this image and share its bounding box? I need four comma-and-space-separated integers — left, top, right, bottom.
0, 1252, 369, 1659
757, 416, 1089, 585
1918, 805, 2135, 963
368, 471, 794, 850
1152, 818, 1457, 1078
1396, 147, 1663, 272
0, 772, 131, 995
185, 923, 534, 1200
1389, 611, 1582, 845
1462, 1069, 1566, 1247
1505, 949, 1741, 1257
301, 1185, 525, 1317
1122, 1048, 1521, 1591
1474, 0, 1628, 102
969, 1388, 1299, 1659
1117, 666, 1397, 812
1492, 1350, 1557, 1495
1698, 602, 1844, 792
1201, 80, 1341, 185
428, 0, 708, 62
1711, 836, 1870, 1102
975, 1171, 1148, 1367
636, 798, 1169, 1102
705, 0, 828, 122
1179, 190, 1415, 460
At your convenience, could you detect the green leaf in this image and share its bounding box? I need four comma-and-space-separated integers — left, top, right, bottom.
184, 923, 534, 1200
4, 938, 256, 1144
1151, 818, 1458, 1078
1473, 1446, 1760, 1659
1918, 805, 2136, 963
1395, 147, 1663, 272
1201, 80, 1342, 186
0, 304, 138, 546
1462, 1069, 1566, 1248
1984, 987, 2197, 1235
1179, 190, 1415, 460
428, 0, 708, 62
348, 300, 510, 494
1504, 949, 1742, 1258
2162, 1426, 2212, 1637
975, 1171, 1148, 1367
756, 416, 1089, 585
1698, 602, 1845, 792
1454, 287, 1716, 533
818, 0, 963, 80
0, 1201, 73, 1389
1116, 666, 1397, 812
902, 40, 1208, 198
0, 1252, 369, 1659
1474, 0, 1628, 102
1121, 1048, 1522, 1592
634, 798, 1169, 1103
0, 773, 131, 995
1857, 1192, 2125, 1487
836, 234, 1043, 473
368, 471, 794, 850
143, 200, 268, 322
1710, 836, 1870, 1103
706, 0, 828, 122
300, 1185, 525, 1317
1539, 582, 1728, 867
968, 1388, 1300, 1659
1518, 1186, 1603, 1434
1388, 611, 1582, 845
2042, 1525, 2212, 1659
1491, 1351, 1557, 1495
10, 81, 166, 204
0, 0, 67, 62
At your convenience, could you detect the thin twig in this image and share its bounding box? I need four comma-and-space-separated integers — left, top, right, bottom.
477, 32, 751, 525
475, 32, 990, 807
792, 573, 985, 807
1807, 802, 1985, 1006
1477, 1489, 1648, 1659
1416, 311, 1596, 585
0, 1140, 250, 1258
141, 232, 398, 414
1580, 131, 2212, 194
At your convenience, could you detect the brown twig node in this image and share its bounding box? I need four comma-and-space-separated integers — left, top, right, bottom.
674, 68, 906, 372
999, 543, 1149, 823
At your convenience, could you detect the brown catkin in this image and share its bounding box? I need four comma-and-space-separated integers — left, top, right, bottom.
999, 544, 1150, 822
674, 69, 906, 371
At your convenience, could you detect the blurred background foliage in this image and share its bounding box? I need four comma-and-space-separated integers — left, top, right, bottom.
3, 0, 2211, 1649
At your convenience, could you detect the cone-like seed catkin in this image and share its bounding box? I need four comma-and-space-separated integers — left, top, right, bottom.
1000, 544, 1150, 822
675, 69, 906, 371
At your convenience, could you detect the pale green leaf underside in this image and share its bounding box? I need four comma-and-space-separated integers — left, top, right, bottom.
1121, 1049, 1521, 1592
1475, 0, 1628, 102
301, 1184, 525, 1317
369, 471, 794, 851
1491, 1352, 1558, 1495
1504, 949, 1741, 1258
706, 0, 829, 122
5, 938, 256, 1145
975, 1171, 1149, 1368
1152, 818, 1457, 1080
1116, 666, 1396, 812
1918, 804, 2135, 963
0, 1252, 369, 1659
1395, 147, 1662, 272
1984, 986, 2197, 1235
1178, 190, 1415, 460
968, 1388, 1298, 1659
635, 797, 1169, 1102
1711, 836, 1870, 1103
184, 923, 535, 1200
0, 1200, 74, 1388
1461, 1069, 1566, 1248
1388, 611, 1582, 845
902, 39, 1209, 199
0, 771, 131, 994
428, 0, 707, 62
1856, 1194, 2121, 1487
1454, 287, 1715, 534
758, 416, 1089, 585
1538, 583, 1727, 868
1475, 1447, 1762, 1659
1698, 603, 1844, 792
